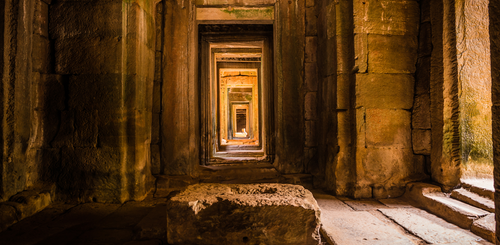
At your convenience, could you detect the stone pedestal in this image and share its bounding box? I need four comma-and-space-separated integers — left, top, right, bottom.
167, 183, 321, 245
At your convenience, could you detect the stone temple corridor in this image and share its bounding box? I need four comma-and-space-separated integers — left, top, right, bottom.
1, 0, 500, 244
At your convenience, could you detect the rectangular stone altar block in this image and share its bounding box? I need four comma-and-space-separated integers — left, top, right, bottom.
167, 183, 321, 245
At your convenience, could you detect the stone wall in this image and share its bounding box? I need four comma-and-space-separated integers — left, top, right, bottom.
46, 0, 155, 202
0, 0, 156, 203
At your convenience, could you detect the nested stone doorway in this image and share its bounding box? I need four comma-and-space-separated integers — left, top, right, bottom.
199, 25, 274, 165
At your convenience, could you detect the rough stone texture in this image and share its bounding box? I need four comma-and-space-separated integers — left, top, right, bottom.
343, 200, 386, 211
351, 0, 422, 199
365, 109, 411, 148
355, 74, 414, 109
315, 0, 339, 193
321, 210, 414, 245
451, 188, 495, 213
167, 184, 321, 245
412, 129, 431, 155
462, 179, 494, 200
274, 0, 306, 174
430, 0, 461, 190
378, 198, 413, 208
367, 35, 418, 74
312, 192, 353, 212
404, 183, 489, 230
471, 213, 495, 242
44, 0, 155, 203
379, 208, 484, 244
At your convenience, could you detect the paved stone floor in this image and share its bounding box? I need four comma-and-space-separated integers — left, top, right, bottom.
0, 191, 493, 245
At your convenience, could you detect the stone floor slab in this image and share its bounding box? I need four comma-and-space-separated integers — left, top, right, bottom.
312, 192, 353, 212
379, 208, 484, 244
321, 210, 414, 245
343, 200, 387, 211
379, 198, 413, 208
134, 203, 166, 240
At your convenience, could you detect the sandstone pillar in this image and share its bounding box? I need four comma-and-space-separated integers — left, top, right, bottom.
352, 0, 420, 198
274, 0, 306, 174
430, 0, 461, 190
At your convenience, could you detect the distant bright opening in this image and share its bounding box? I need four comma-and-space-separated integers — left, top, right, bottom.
457, 0, 492, 180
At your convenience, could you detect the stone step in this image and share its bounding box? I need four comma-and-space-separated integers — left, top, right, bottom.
471, 213, 495, 243
461, 179, 494, 200
379, 207, 486, 244
404, 182, 494, 242
451, 188, 494, 212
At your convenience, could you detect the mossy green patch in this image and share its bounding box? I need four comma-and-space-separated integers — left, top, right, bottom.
222, 7, 274, 19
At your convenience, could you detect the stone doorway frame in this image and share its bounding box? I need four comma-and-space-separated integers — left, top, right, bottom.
199, 30, 275, 165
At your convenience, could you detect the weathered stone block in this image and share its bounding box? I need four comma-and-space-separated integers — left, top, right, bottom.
357, 147, 414, 197
412, 92, 431, 130
68, 74, 122, 110
33, 110, 60, 148
305, 63, 318, 91
34, 0, 49, 38
32, 35, 51, 74
305, 92, 317, 120
305, 120, 317, 147
0, 204, 17, 232
355, 74, 414, 109
74, 110, 98, 148
337, 74, 350, 110
306, 8, 317, 36
354, 33, 368, 73
127, 4, 155, 50
50, 1, 122, 39
354, 0, 419, 36
59, 146, 123, 202
167, 184, 321, 245
8, 190, 52, 220
305, 37, 318, 63
368, 35, 418, 74
365, 109, 411, 148
54, 37, 122, 74
51, 111, 75, 148
413, 129, 431, 155
38, 74, 65, 111
151, 144, 161, 175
